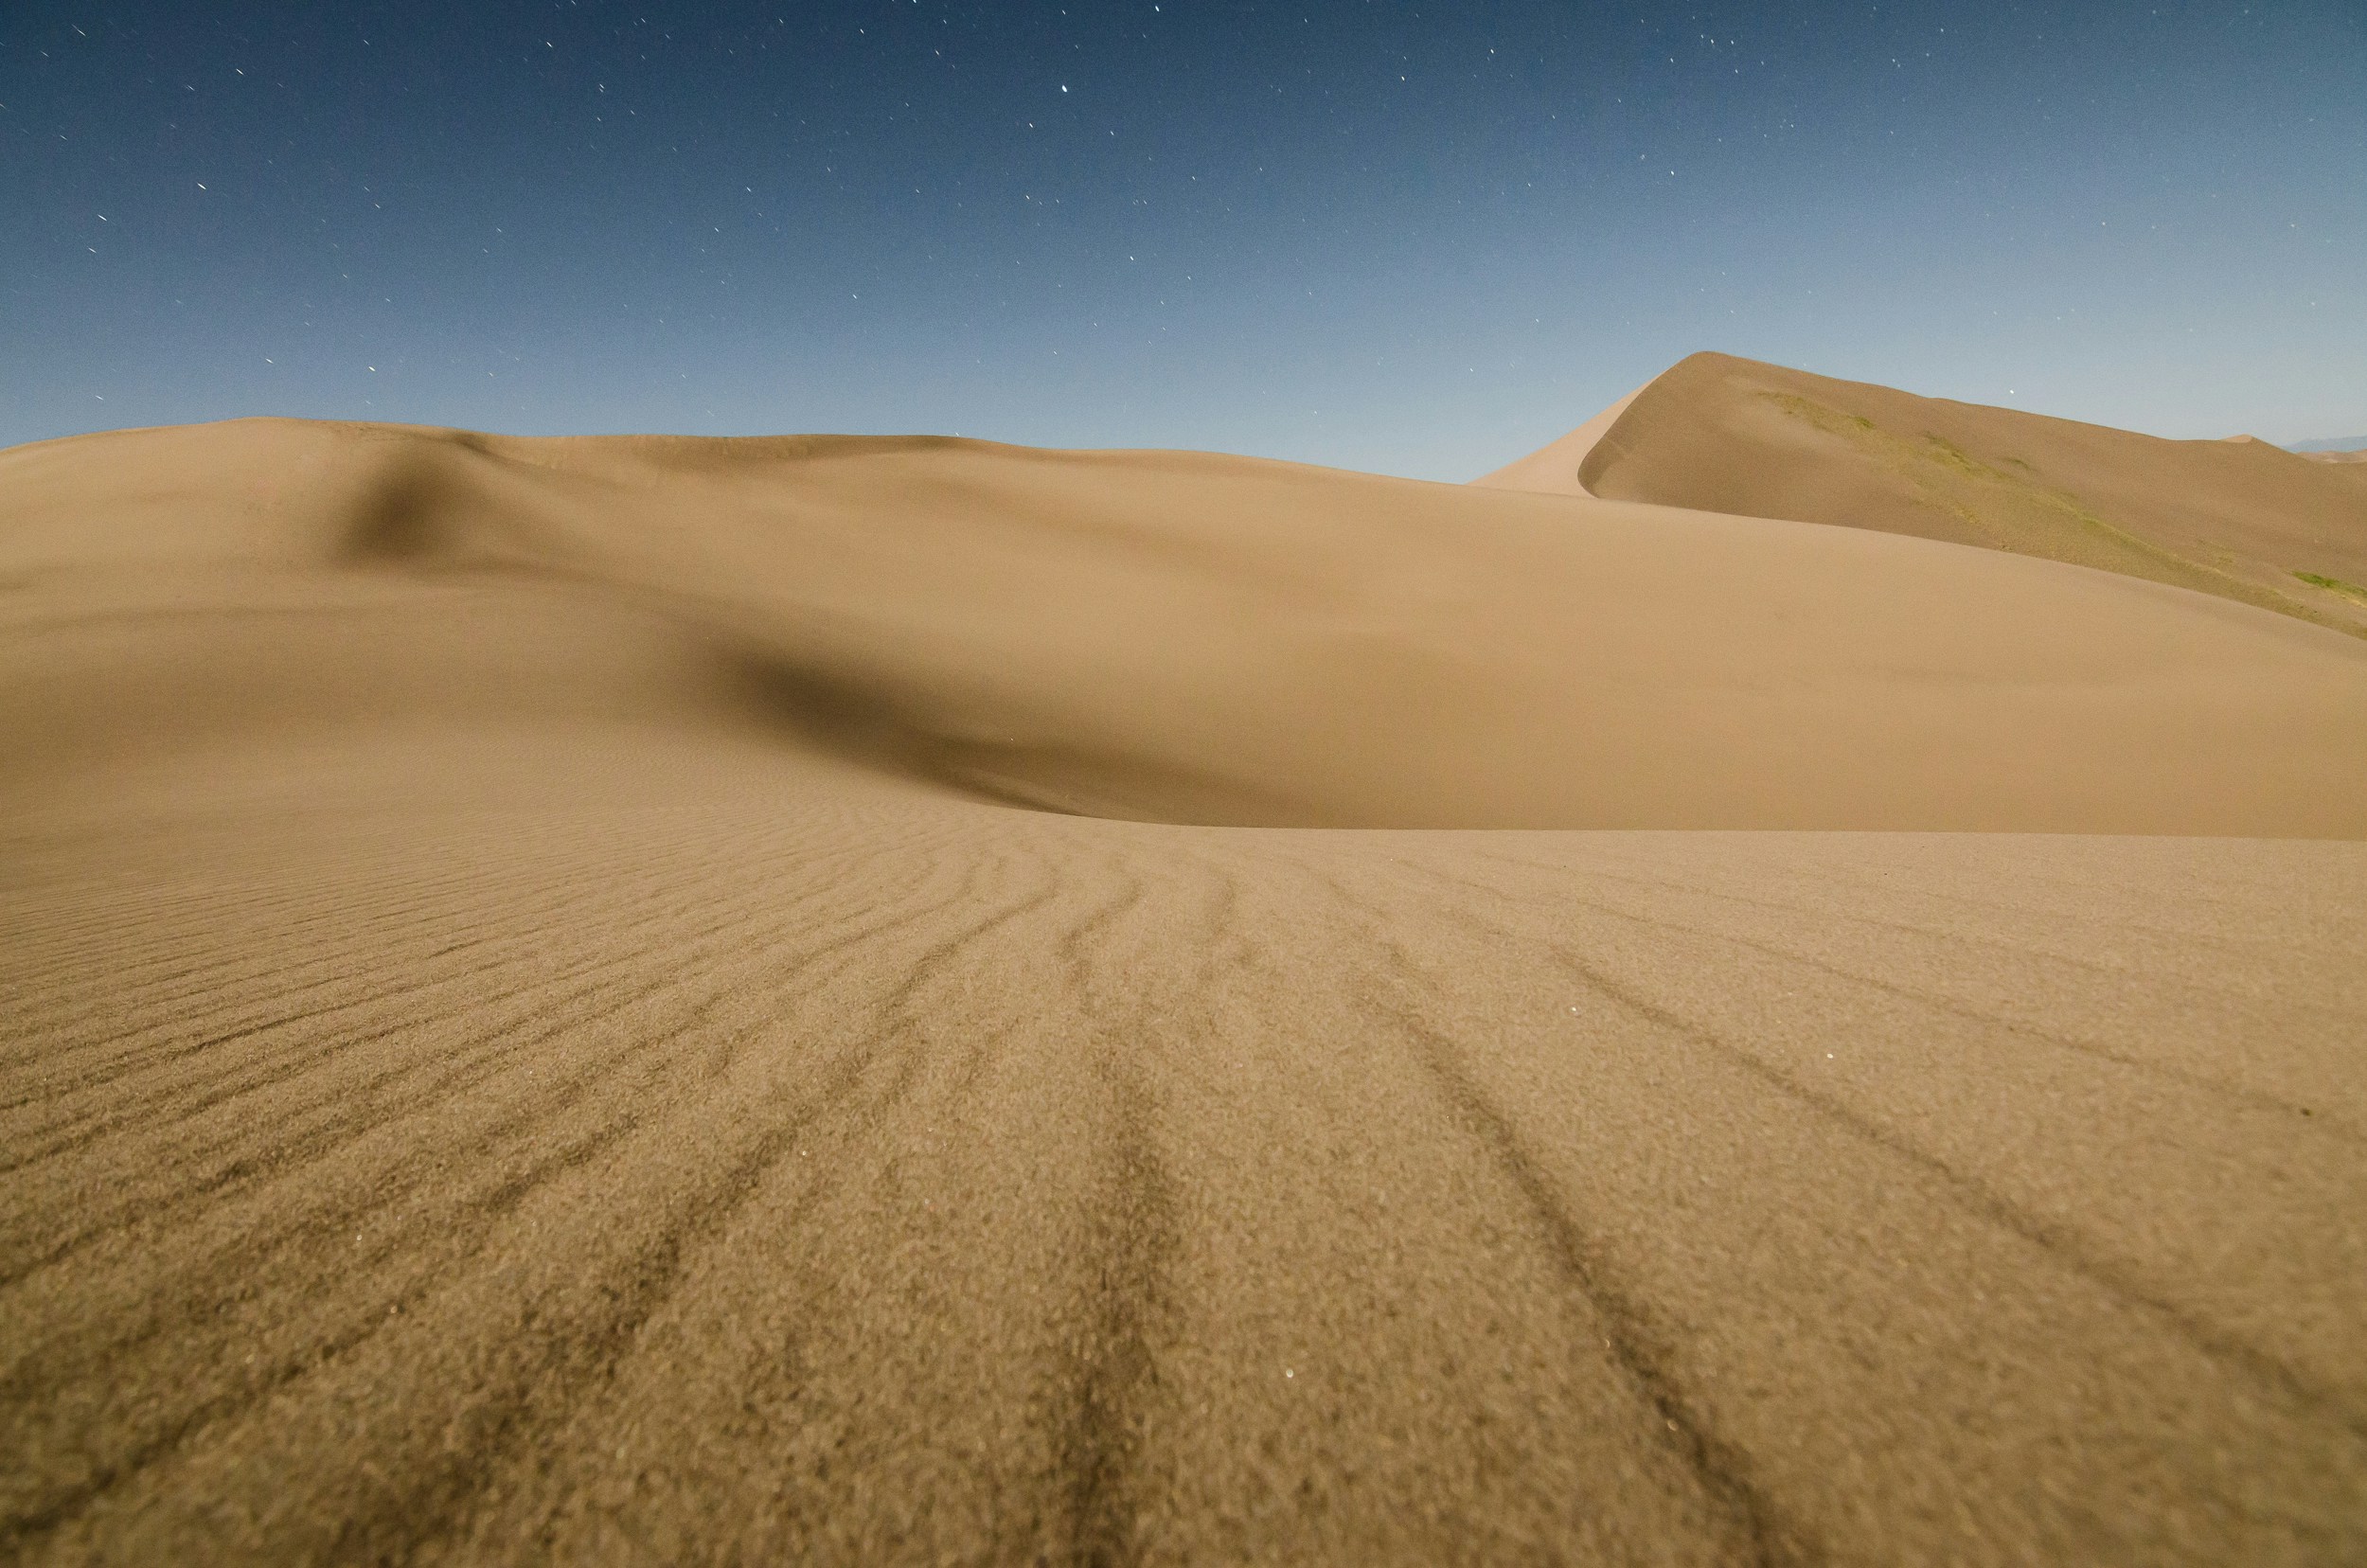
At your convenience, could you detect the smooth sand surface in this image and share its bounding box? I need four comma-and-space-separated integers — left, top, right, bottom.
1483, 352, 2367, 638
6, 417, 2366, 1563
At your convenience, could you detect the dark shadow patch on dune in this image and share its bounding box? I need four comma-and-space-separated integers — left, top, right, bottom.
337, 454, 451, 564
718, 644, 942, 772
714, 638, 1329, 829
714, 642, 1078, 816
332, 437, 556, 574
938, 741, 1331, 829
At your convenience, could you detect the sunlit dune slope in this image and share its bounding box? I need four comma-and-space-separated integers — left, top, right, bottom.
1481, 351, 2367, 637
6, 416, 2367, 834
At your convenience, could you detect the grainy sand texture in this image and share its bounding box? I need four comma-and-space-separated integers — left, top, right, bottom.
5, 394, 2365, 1564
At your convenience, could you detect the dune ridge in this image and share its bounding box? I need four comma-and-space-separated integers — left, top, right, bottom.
1468, 377, 1654, 495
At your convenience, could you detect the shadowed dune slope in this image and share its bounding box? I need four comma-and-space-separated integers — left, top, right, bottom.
7, 416, 2367, 834
1483, 351, 2367, 637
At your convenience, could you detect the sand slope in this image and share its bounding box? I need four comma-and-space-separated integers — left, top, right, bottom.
6, 416, 2367, 1564
8, 417, 2367, 835
1481, 352, 2367, 637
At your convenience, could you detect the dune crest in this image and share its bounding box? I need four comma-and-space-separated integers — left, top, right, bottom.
1468, 376, 1655, 495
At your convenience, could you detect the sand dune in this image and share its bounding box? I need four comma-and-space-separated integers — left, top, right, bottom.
6, 414, 2366, 1563
8, 417, 2367, 835
1481, 351, 2367, 637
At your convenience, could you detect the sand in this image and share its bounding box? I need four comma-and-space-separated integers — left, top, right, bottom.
5, 413, 2365, 1564
9, 418, 2367, 835
1481, 352, 2367, 638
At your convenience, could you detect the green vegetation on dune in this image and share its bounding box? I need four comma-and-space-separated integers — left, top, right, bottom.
1920, 435, 1998, 480
1758, 390, 2363, 638
2294, 571, 2367, 606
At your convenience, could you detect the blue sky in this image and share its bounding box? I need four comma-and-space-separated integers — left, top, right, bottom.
5, 1, 2362, 478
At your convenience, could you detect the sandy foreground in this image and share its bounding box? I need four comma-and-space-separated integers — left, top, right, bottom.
3, 411, 2364, 1563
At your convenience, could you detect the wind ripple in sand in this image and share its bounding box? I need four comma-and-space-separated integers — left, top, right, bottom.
4, 762, 2363, 1565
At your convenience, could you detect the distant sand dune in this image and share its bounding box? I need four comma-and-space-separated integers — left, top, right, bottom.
1482, 351, 2367, 638
5, 409, 2366, 1563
